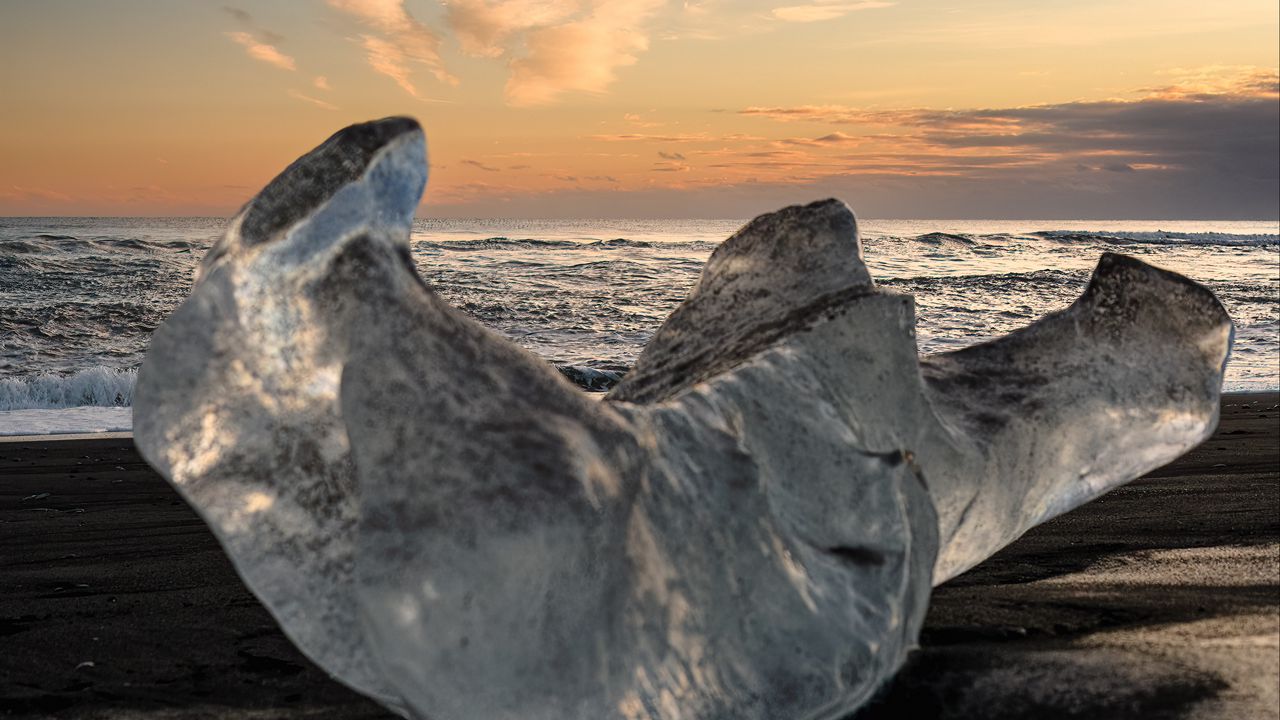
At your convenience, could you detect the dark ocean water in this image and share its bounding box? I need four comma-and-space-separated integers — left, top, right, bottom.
1, 216, 1276, 434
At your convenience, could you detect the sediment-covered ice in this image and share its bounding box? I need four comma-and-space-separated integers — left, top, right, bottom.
134, 117, 1233, 720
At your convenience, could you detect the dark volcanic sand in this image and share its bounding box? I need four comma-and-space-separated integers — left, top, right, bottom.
1, 393, 1276, 719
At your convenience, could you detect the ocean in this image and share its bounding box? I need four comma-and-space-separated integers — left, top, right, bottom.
1, 216, 1276, 436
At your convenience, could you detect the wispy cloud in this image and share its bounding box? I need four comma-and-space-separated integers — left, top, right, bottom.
443, 0, 666, 106
222, 7, 295, 70
624, 112, 664, 127
1142, 65, 1279, 100
222, 6, 252, 25
313, 75, 331, 91
225, 31, 296, 70
771, 1, 894, 23
0, 185, 74, 203
652, 160, 691, 172
844, 3, 1268, 49
590, 132, 712, 142
443, 0, 578, 58
509, 0, 667, 106
739, 104, 895, 123
780, 131, 860, 146
328, 0, 455, 97
222, 5, 286, 44
358, 34, 419, 96
287, 89, 339, 110
462, 159, 502, 172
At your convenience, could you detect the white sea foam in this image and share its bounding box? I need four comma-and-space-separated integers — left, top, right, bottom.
0, 367, 136, 411
0, 372, 1268, 438
0, 407, 133, 436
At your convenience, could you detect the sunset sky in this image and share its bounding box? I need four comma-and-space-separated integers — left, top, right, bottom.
1, 0, 1277, 218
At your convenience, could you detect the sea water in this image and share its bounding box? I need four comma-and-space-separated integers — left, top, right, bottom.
1, 216, 1276, 435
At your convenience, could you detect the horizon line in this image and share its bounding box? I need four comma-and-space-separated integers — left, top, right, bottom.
2, 215, 1279, 223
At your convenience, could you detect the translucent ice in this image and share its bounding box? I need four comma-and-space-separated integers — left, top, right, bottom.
134, 117, 1233, 720
134, 117, 426, 713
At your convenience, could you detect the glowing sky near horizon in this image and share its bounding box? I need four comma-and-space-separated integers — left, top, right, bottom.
0, 0, 1276, 218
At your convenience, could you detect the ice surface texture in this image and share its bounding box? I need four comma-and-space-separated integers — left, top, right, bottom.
134, 117, 1233, 720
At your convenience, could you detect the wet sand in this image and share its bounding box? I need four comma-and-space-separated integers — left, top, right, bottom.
1, 393, 1276, 719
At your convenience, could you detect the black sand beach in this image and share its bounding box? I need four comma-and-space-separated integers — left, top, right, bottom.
2, 392, 1276, 719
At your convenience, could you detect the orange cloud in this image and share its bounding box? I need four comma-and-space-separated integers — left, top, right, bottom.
287, 89, 339, 110
1142, 65, 1279, 100
770, 1, 894, 23
439, 0, 667, 106
461, 159, 502, 172
328, 0, 456, 95
358, 34, 421, 97
590, 132, 713, 142
779, 131, 860, 146
225, 31, 296, 71
505, 0, 667, 106
624, 112, 664, 127
652, 160, 691, 172
444, 0, 578, 58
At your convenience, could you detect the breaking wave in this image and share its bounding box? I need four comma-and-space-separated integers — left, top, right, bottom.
913, 232, 978, 246
0, 367, 137, 410
1030, 230, 1279, 247
0, 363, 624, 411
557, 364, 625, 391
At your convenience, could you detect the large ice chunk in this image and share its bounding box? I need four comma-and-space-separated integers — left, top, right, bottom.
133, 118, 1233, 720
919, 252, 1233, 581
339, 201, 937, 720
